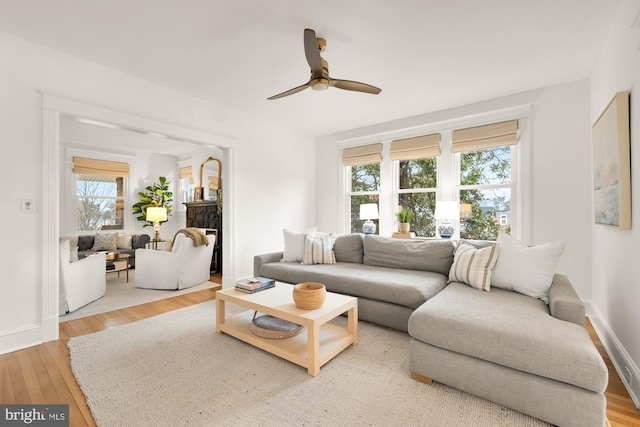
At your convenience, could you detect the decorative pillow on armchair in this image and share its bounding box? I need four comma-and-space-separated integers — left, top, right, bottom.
92, 233, 117, 251
491, 232, 565, 303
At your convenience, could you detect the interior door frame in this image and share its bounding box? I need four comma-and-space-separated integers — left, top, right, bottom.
40, 93, 236, 342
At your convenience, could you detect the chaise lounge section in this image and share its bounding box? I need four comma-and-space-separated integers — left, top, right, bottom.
254, 233, 609, 426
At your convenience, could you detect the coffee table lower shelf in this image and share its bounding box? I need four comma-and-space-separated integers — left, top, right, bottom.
218, 310, 355, 375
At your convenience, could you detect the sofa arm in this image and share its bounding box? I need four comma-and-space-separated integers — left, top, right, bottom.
132, 234, 151, 250
548, 274, 585, 327
254, 252, 283, 277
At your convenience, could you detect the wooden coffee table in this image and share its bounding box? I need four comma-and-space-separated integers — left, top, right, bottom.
216, 282, 358, 376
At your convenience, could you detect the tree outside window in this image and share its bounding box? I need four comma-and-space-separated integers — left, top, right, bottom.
76, 174, 125, 231
350, 163, 380, 233
459, 146, 512, 240
398, 158, 437, 237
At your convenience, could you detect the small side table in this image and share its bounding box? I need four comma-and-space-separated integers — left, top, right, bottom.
147, 239, 167, 250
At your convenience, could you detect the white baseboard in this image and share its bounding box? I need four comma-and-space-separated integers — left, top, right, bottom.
584, 300, 640, 408
0, 324, 44, 355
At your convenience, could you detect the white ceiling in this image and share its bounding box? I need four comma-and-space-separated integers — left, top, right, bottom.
0, 0, 624, 145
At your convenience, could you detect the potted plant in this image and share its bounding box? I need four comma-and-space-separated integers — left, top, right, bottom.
396, 208, 414, 233
132, 176, 174, 227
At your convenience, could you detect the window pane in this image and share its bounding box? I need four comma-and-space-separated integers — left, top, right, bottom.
460, 146, 511, 186
181, 177, 195, 203
350, 195, 379, 234
76, 175, 120, 197
399, 192, 436, 237
76, 175, 124, 231
351, 163, 380, 192
459, 188, 511, 240
77, 198, 123, 231
399, 158, 437, 189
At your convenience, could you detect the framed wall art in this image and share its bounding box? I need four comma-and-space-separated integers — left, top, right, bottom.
592, 90, 631, 229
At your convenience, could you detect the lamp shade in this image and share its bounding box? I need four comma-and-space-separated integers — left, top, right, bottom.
359, 203, 379, 220
434, 201, 460, 220
460, 203, 473, 219
146, 206, 167, 222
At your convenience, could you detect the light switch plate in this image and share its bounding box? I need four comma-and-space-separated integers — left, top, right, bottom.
21, 198, 35, 213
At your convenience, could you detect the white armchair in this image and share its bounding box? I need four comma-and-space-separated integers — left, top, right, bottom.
135, 232, 214, 290
59, 239, 106, 315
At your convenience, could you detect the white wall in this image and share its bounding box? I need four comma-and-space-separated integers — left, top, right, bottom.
0, 32, 315, 354
317, 80, 593, 298
590, 0, 640, 406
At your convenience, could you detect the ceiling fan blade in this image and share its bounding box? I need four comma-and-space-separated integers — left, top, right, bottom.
267, 81, 311, 100
329, 78, 382, 94
304, 28, 323, 78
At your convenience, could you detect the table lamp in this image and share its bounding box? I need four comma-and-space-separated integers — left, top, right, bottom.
434, 201, 459, 239
359, 203, 379, 235
146, 207, 167, 241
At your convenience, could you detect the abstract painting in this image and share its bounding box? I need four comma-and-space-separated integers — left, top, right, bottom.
592, 91, 631, 229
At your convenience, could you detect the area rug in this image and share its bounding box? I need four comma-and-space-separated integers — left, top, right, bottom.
60, 269, 218, 321
68, 301, 550, 427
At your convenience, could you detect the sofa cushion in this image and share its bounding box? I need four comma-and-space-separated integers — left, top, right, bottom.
117, 232, 133, 249
260, 261, 447, 309
92, 233, 117, 251
491, 232, 565, 304
363, 235, 454, 275
448, 242, 500, 291
78, 235, 95, 251
281, 228, 317, 262
302, 234, 336, 265
332, 234, 364, 263
408, 282, 608, 393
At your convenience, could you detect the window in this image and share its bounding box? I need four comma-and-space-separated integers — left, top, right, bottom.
349, 163, 380, 234
179, 166, 195, 203
342, 120, 520, 241
454, 121, 517, 240
73, 156, 130, 231
343, 144, 382, 234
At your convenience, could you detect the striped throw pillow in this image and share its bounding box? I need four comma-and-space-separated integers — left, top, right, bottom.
449, 242, 500, 291
302, 234, 336, 265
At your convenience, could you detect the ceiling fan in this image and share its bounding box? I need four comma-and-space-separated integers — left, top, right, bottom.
267, 28, 382, 100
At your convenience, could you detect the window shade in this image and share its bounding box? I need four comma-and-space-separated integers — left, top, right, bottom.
342, 143, 382, 166
208, 176, 220, 189
178, 166, 195, 184
73, 157, 130, 177
390, 134, 441, 161
452, 120, 518, 153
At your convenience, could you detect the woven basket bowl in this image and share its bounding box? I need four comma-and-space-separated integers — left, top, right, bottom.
293, 282, 326, 310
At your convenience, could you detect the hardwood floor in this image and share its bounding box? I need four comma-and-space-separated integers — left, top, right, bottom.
1, 277, 638, 426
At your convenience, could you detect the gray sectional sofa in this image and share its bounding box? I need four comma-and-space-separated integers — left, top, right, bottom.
254, 234, 609, 427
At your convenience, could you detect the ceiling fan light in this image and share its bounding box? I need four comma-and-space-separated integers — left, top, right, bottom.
311, 78, 329, 91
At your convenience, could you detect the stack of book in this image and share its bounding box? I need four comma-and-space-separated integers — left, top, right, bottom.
235, 277, 276, 293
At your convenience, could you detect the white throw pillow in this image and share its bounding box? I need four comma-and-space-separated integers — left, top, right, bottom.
449, 242, 500, 291
92, 233, 117, 251
116, 232, 133, 249
281, 227, 317, 262
302, 234, 336, 265
491, 232, 565, 303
